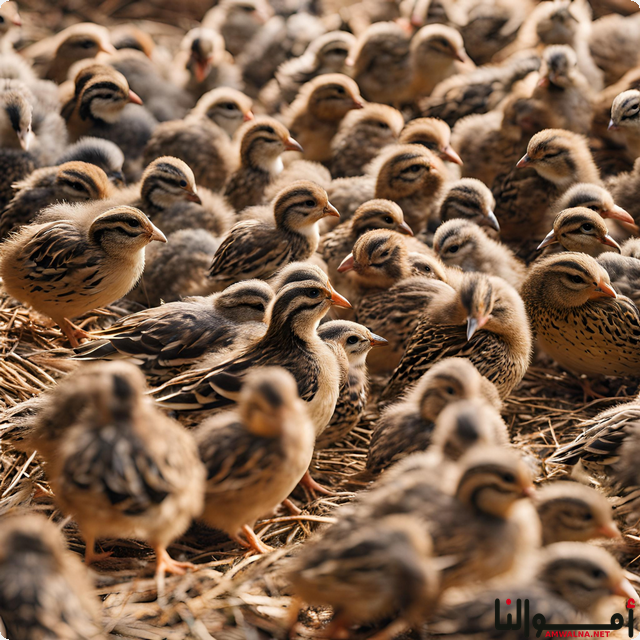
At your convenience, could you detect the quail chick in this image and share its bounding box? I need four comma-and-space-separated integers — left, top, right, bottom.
284, 73, 364, 163
316, 320, 387, 449
349, 21, 412, 106
153, 279, 350, 436
434, 219, 527, 290
537, 207, 622, 256
328, 143, 447, 229
494, 128, 601, 244
532, 44, 594, 135
0, 203, 166, 346
0, 161, 113, 240
0, 515, 105, 640
260, 31, 356, 114
196, 367, 314, 554
367, 357, 503, 476
22, 23, 116, 83
398, 116, 463, 171
520, 252, 640, 377
437, 178, 500, 236
144, 87, 253, 192
319, 199, 413, 291
210, 181, 338, 287
383, 272, 532, 400
289, 514, 441, 640
202, 0, 273, 58
609, 90, 640, 164
330, 104, 404, 178
26, 362, 205, 580
606, 158, 640, 229
223, 117, 303, 212
534, 481, 619, 545
56, 137, 125, 187
429, 542, 637, 639
267, 260, 328, 292
73, 279, 273, 384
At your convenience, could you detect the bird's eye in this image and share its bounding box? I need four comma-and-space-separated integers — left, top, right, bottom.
308, 289, 320, 298
587, 205, 599, 212
501, 472, 515, 484
583, 512, 593, 521
580, 223, 594, 232
336, 86, 345, 94
179, 179, 188, 187
70, 182, 85, 191
379, 250, 390, 258
409, 165, 421, 173
383, 216, 393, 224
80, 40, 94, 49
447, 245, 459, 254
128, 218, 140, 227
543, 151, 562, 159
445, 386, 455, 395
305, 200, 316, 207
346, 335, 359, 344
570, 274, 584, 284
591, 568, 605, 579
221, 102, 237, 110
378, 121, 389, 129
0, 16, 5, 23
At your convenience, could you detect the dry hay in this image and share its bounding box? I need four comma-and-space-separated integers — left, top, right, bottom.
2, 285, 640, 638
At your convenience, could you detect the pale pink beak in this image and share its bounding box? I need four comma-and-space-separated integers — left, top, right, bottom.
596, 522, 621, 539
608, 119, 619, 131
243, 110, 255, 122
337, 253, 355, 273
516, 154, 531, 168
601, 204, 635, 225
284, 136, 303, 152
128, 90, 143, 105
440, 145, 463, 165
99, 41, 117, 55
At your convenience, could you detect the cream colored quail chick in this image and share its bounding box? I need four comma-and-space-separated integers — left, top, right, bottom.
0, 161, 113, 240
534, 481, 619, 545
56, 136, 125, 187
289, 514, 441, 640
320, 199, 414, 292
0, 515, 105, 640
153, 279, 350, 436
367, 357, 503, 475
143, 87, 253, 192
437, 178, 500, 237
260, 31, 356, 114
196, 367, 314, 554
399, 116, 463, 170
383, 272, 532, 401
609, 89, 640, 163
520, 252, 640, 377
0, 203, 166, 346
284, 73, 364, 163
73, 279, 273, 384
330, 103, 404, 178
537, 207, 622, 256
22, 23, 116, 83
223, 117, 303, 212
267, 260, 328, 292
328, 143, 447, 229
434, 219, 527, 290
210, 181, 338, 287
316, 320, 388, 449
429, 542, 637, 639
25, 362, 205, 580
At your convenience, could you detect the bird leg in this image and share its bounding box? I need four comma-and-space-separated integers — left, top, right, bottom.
154, 545, 196, 577
233, 524, 274, 554
58, 317, 92, 348
299, 470, 334, 497
576, 376, 608, 402
367, 619, 410, 640
282, 498, 302, 515
84, 533, 113, 564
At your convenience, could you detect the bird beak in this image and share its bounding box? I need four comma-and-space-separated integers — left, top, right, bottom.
601, 234, 622, 252
537, 75, 550, 88
185, 188, 201, 204
608, 119, 619, 131
516, 154, 531, 168
328, 283, 351, 309
194, 58, 212, 83
601, 204, 635, 225
398, 220, 414, 236
284, 136, 303, 152
522, 484, 536, 498
613, 578, 639, 601
128, 89, 143, 105
345, 56, 354, 67
440, 145, 463, 165
243, 110, 255, 122
453, 48, 469, 63
18, 128, 32, 151
323, 202, 340, 218
592, 280, 617, 299
597, 522, 621, 539
337, 253, 355, 273
537, 229, 558, 250
486, 210, 500, 232
351, 98, 365, 109
466, 314, 490, 340
100, 41, 117, 55
12, 14, 22, 26
369, 333, 388, 346
149, 224, 167, 243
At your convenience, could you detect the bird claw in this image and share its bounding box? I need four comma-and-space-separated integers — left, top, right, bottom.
299, 470, 335, 497
59, 318, 92, 348
155, 547, 196, 576
234, 525, 274, 554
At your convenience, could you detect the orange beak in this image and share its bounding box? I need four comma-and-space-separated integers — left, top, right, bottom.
243, 110, 255, 122
592, 280, 617, 299
99, 41, 117, 55
600, 234, 621, 252
440, 145, 463, 165
337, 253, 355, 273
185, 189, 201, 204
537, 229, 557, 251
328, 284, 351, 309
613, 578, 639, 601
128, 89, 143, 105
516, 154, 531, 168
194, 58, 212, 83
323, 202, 340, 218
284, 136, 303, 152
369, 332, 388, 346
597, 522, 621, 539
601, 204, 635, 225
398, 220, 414, 236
